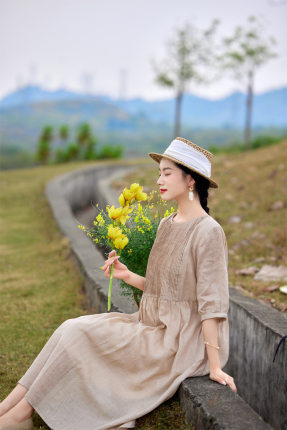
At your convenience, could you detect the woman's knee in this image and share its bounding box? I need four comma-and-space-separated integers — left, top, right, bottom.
55, 318, 75, 335
58, 317, 84, 334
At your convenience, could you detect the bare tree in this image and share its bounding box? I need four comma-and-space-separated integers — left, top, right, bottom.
151, 20, 219, 138
218, 16, 277, 148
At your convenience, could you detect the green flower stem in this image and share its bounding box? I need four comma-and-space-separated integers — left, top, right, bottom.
108, 262, 114, 311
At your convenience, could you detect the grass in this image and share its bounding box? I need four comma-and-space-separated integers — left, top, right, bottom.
112, 139, 287, 314
0, 158, 193, 429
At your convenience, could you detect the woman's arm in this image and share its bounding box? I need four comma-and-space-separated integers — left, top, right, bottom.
202, 317, 237, 392
124, 271, 145, 292
202, 318, 221, 371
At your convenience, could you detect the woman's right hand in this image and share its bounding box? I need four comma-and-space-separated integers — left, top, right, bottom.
100, 250, 130, 282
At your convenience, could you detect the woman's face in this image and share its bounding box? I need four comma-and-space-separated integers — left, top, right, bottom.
156, 158, 193, 202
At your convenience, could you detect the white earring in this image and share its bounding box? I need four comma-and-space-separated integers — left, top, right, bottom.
189, 186, 194, 201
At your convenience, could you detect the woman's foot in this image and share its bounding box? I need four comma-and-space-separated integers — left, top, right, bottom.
0, 385, 28, 417
0, 417, 33, 430
0, 399, 33, 430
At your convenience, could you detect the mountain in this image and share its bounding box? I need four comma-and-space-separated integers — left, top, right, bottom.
0, 85, 286, 156
1, 85, 286, 128
112, 88, 287, 128
0, 86, 101, 108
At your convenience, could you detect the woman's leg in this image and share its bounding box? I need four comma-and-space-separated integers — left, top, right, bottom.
0, 398, 33, 427
0, 384, 27, 417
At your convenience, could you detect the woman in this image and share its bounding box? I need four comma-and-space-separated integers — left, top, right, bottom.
0, 137, 237, 430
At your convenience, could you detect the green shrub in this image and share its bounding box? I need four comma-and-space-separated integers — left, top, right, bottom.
66, 143, 79, 161
250, 134, 286, 149
97, 144, 123, 159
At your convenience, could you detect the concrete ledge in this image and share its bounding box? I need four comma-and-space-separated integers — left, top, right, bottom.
224, 288, 287, 430
179, 376, 272, 429
45, 162, 287, 430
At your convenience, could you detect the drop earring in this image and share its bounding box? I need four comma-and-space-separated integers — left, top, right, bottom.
189, 186, 194, 201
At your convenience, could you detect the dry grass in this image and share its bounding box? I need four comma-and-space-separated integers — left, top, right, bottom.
112, 140, 287, 314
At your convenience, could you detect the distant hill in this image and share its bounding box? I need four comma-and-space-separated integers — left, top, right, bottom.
1, 85, 286, 127
0, 85, 286, 156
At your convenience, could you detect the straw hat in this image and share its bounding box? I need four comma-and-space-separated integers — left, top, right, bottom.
148, 136, 218, 188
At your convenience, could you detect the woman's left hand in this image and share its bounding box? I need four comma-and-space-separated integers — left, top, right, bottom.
209, 368, 237, 392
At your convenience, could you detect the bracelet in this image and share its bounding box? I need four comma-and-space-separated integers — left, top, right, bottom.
204, 341, 220, 350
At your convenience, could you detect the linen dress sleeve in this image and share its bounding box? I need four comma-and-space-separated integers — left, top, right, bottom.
195, 225, 229, 322
157, 216, 167, 232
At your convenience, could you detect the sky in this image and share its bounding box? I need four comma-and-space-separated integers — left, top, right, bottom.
0, 0, 286, 101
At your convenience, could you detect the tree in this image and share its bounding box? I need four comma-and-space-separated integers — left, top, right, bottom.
151, 20, 220, 138
76, 122, 94, 160
59, 124, 69, 142
84, 137, 97, 160
66, 143, 79, 161
76, 122, 92, 147
218, 16, 277, 148
36, 125, 53, 164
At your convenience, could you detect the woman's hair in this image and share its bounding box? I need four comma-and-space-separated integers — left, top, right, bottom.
174, 162, 211, 214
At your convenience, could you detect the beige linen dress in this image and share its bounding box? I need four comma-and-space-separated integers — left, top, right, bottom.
18, 212, 229, 430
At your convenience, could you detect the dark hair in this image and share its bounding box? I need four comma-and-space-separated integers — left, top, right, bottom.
174, 162, 211, 214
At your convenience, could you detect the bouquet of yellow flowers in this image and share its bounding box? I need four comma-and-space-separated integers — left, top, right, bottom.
78, 183, 175, 310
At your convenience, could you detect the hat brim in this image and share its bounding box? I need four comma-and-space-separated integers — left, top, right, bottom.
148, 152, 219, 189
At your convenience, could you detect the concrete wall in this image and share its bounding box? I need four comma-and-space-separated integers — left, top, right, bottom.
224, 288, 287, 430
45, 163, 287, 429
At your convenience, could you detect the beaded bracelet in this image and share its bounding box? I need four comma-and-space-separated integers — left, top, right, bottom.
204, 341, 220, 350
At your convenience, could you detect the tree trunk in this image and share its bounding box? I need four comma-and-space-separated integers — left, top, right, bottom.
173, 91, 183, 139
244, 70, 254, 149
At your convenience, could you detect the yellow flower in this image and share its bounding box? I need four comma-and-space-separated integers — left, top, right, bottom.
143, 217, 151, 225
118, 183, 147, 206
123, 188, 134, 202
107, 224, 123, 241
129, 183, 141, 193
119, 193, 126, 207
137, 203, 143, 212
113, 235, 129, 249
108, 205, 133, 225
95, 214, 105, 226
135, 191, 148, 201
121, 205, 133, 217
118, 216, 128, 225
108, 205, 122, 220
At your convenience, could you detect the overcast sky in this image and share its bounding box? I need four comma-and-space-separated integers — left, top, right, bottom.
0, 0, 286, 101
